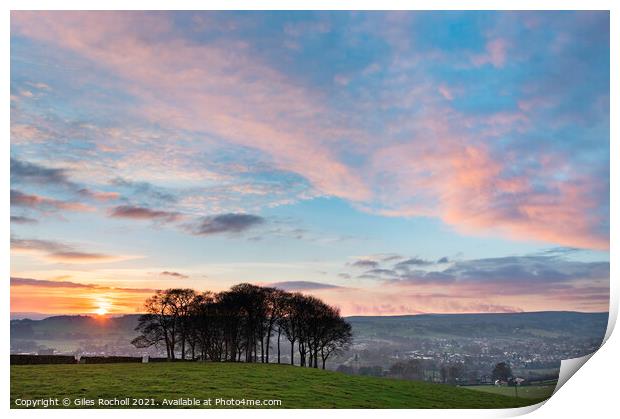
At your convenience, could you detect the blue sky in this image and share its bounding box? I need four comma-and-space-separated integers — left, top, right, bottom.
10, 11, 609, 315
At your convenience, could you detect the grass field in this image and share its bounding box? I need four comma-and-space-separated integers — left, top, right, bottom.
468, 384, 556, 400
11, 362, 547, 409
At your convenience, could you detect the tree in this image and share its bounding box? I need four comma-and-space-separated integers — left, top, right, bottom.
131, 283, 354, 369
263, 288, 287, 363
389, 359, 427, 381
278, 292, 303, 365
131, 314, 165, 352
130, 288, 196, 360
318, 311, 352, 369
492, 362, 513, 382
131, 290, 177, 359
165, 288, 196, 360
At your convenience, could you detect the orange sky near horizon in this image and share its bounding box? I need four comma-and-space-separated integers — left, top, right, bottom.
10, 284, 154, 316
10, 279, 610, 317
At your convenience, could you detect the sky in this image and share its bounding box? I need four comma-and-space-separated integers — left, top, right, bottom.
10, 11, 610, 316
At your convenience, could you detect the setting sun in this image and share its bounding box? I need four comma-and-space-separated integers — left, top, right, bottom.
95, 307, 108, 316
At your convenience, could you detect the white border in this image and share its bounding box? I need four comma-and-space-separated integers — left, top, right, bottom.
2, 2, 617, 418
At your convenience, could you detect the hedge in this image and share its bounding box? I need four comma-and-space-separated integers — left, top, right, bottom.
80, 356, 143, 364
11, 354, 76, 365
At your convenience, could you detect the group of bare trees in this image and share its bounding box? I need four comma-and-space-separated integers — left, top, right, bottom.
131, 284, 352, 369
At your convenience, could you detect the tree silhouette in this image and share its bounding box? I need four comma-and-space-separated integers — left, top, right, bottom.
131, 284, 352, 369
492, 362, 513, 382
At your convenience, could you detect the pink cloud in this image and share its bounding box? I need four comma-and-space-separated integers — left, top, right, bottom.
11, 189, 94, 212
11, 11, 370, 202
308, 282, 603, 315
11, 236, 138, 264
438, 84, 454, 100
108, 205, 181, 223
472, 38, 508, 68
11, 12, 607, 251
86, 191, 119, 201
368, 110, 608, 250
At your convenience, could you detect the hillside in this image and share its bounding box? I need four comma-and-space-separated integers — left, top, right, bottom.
10, 362, 542, 408
11, 311, 609, 343
10, 312, 608, 378
348, 311, 609, 340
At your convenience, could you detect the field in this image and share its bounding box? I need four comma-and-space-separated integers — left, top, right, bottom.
11, 362, 546, 409
468, 384, 556, 400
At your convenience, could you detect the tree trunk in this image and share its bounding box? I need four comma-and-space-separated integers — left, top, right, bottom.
299, 344, 305, 367
181, 332, 186, 360
265, 327, 271, 363
165, 336, 171, 360
277, 328, 281, 364
290, 341, 294, 365
170, 334, 176, 359
255, 337, 258, 363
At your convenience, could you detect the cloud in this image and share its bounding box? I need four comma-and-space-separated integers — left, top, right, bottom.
11, 236, 134, 264
11, 12, 370, 202
10, 276, 155, 293
110, 178, 177, 204
440, 256, 609, 284
537, 247, 582, 256
471, 38, 509, 68
358, 253, 404, 262
350, 259, 380, 269
10, 215, 38, 224
368, 116, 609, 250
10, 12, 609, 252
11, 157, 71, 186
395, 257, 434, 268
11, 159, 119, 206
11, 189, 94, 212
109, 205, 181, 223
348, 303, 426, 316
78, 189, 119, 201
10, 276, 97, 289
160, 271, 188, 279
438, 84, 454, 100
372, 252, 609, 291
365, 268, 398, 276
189, 213, 265, 236
350, 256, 443, 277
268, 281, 343, 291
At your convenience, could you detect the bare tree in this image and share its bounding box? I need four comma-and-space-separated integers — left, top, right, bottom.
132, 284, 353, 370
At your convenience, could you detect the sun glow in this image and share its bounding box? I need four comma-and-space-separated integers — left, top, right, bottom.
94, 295, 112, 316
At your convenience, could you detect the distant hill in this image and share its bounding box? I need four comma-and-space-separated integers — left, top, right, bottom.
10, 311, 608, 354
11, 314, 141, 340
11, 311, 609, 342
347, 311, 609, 341
10, 312, 54, 321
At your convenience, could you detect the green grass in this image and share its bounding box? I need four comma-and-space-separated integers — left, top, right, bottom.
468, 385, 556, 400
11, 362, 546, 409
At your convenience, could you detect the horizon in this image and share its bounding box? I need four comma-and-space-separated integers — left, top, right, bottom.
10, 308, 611, 322
10, 11, 610, 317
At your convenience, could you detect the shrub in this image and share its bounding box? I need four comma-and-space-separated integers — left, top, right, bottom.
10, 355, 76, 365
80, 356, 142, 364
